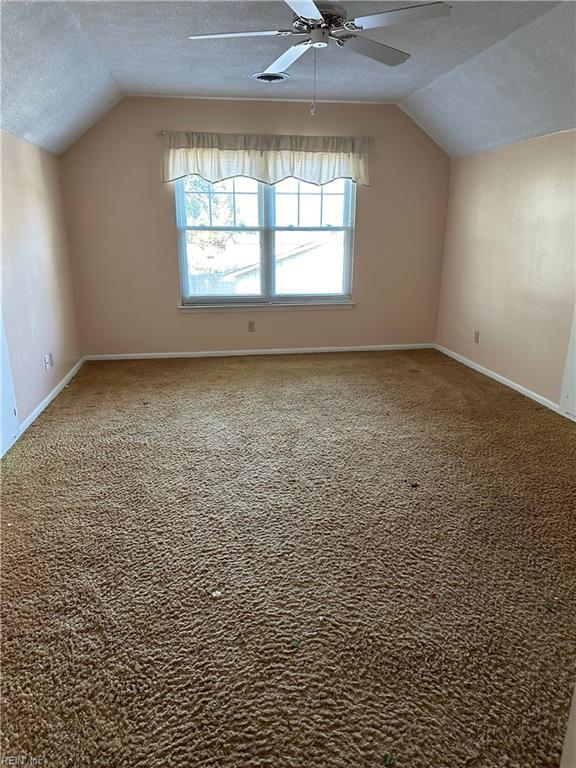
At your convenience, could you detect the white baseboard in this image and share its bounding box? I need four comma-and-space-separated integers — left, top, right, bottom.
18, 358, 85, 435
1, 430, 20, 458
7, 344, 569, 455
4, 346, 431, 453
83, 344, 569, 420
434, 345, 560, 414
84, 343, 434, 360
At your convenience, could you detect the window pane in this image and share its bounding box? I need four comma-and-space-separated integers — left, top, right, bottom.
275, 194, 299, 227
212, 179, 234, 193
322, 178, 346, 194
235, 177, 259, 193
211, 194, 235, 226
299, 179, 320, 194
184, 231, 261, 297
235, 194, 259, 227
275, 177, 298, 193
322, 195, 345, 227
184, 193, 210, 226
299, 195, 321, 227
274, 231, 346, 295
184, 176, 210, 193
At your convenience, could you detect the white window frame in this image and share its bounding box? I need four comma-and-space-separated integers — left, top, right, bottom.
175, 177, 356, 307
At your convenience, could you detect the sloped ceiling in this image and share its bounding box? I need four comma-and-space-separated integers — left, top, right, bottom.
1, 0, 574, 156
1, 0, 122, 153
402, 1, 576, 155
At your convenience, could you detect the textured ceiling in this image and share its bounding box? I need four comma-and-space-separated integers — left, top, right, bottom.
1, 0, 574, 155
402, 1, 576, 155
1, 0, 122, 153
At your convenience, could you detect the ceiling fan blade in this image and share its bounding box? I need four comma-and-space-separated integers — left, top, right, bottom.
188, 29, 299, 40
264, 41, 312, 73
284, 0, 324, 22
351, 2, 451, 30
342, 35, 411, 67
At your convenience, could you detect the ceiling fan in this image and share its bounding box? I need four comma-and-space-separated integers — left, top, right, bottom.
188, 1, 451, 82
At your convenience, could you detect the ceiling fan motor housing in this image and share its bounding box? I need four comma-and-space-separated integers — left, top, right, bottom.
310, 27, 330, 47
292, 2, 346, 33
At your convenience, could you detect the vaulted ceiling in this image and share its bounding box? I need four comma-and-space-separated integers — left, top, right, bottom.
1, 0, 574, 156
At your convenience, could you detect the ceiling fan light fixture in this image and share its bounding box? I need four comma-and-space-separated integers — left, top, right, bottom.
251, 71, 291, 83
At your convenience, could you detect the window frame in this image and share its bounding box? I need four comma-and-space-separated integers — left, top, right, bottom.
175, 177, 356, 307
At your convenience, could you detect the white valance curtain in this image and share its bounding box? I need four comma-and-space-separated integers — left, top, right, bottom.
162, 131, 371, 186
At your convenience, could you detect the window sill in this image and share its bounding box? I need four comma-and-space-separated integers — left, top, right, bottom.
178, 301, 355, 313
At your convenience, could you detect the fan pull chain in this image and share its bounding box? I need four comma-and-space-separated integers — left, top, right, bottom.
310, 47, 318, 116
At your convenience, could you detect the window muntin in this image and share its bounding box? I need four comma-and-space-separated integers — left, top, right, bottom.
175, 176, 355, 305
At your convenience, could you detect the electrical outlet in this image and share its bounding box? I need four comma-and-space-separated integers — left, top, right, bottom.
248, 320, 256, 333
44, 354, 51, 371
474, 331, 480, 344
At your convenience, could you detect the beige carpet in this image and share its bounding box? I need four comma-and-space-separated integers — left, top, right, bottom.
1, 350, 575, 767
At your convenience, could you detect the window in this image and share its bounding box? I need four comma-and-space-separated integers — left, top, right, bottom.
175, 176, 356, 306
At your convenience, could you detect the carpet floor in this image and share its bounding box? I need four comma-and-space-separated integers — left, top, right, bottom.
1, 350, 575, 767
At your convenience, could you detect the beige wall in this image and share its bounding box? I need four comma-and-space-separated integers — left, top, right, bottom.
1, 130, 81, 423
5, 101, 572, 416
61, 97, 449, 355
561, 687, 576, 768
436, 130, 576, 404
